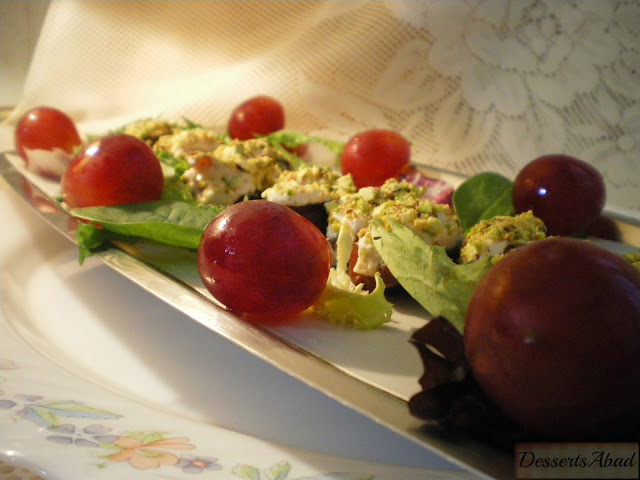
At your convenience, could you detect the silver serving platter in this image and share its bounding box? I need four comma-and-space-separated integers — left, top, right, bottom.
2, 151, 638, 480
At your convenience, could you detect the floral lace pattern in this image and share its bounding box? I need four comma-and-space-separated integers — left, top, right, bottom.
11, 0, 639, 218
337, 0, 639, 215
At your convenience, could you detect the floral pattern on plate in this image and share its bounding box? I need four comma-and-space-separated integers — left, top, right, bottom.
0, 374, 371, 478
0, 347, 471, 480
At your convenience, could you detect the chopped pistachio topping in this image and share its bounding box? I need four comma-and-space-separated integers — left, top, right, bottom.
262, 165, 355, 206
459, 210, 547, 264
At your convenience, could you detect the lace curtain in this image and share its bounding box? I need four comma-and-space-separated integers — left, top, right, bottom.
8, 0, 639, 219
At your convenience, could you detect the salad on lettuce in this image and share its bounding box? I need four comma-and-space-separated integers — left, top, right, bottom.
62, 115, 556, 331
35, 107, 636, 334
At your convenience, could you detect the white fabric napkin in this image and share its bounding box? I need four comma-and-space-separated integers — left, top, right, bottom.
3, 0, 638, 219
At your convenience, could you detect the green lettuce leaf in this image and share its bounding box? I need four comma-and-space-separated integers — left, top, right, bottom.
306, 222, 393, 329
266, 130, 345, 169
75, 222, 132, 265
309, 271, 392, 330
160, 174, 196, 203
452, 172, 514, 237
72, 200, 225, 263
157, 160, 196, 203
370, 219, 493, 332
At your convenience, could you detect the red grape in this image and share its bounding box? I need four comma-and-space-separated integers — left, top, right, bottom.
14, 106, 82, 180
197, 200, 332, 321
61, 134, 164, 208
227, 95, 285, 140
340, 129, 411, 189
464, 237, 640, 439
513, 154, 605, 236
